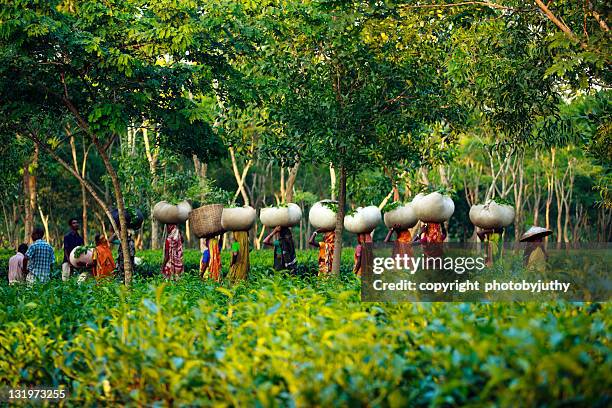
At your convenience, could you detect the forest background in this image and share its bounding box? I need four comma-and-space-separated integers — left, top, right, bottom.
1, 0, 609, 255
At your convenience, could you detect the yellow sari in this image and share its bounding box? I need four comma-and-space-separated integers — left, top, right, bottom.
228, 231, 250, 283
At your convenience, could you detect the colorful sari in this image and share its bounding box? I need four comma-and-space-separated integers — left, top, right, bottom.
228, 231, 250, 283
162, 225, 184, 278
92, 237, 115, 280
421, 223, 445, 258
353, 233, 372, 276
393, 229, 413, 258
200, 237, 221, 282
318, 231, 335, 276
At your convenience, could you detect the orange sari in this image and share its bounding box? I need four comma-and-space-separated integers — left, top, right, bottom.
318, 232, 335, 276
393, 229, 413, 258
92, 237, 115, 280
201, 237, 222, 282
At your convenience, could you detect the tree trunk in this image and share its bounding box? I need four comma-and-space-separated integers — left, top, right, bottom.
331, 166, 346, 276
69, 133, 91, 243
563, 160, 575, 243
329, 164, 336, 200
24, 132, 117, 233
533, 170, 542, 226
229, 147, 252, 205
58, 93, 130, 281
81, 143, 90, 243
23, 162, 32, 242
545, 148, 555, 243
378, 189, 394, 210
143, 127, 160, 249
285, 162, 300, 203
92, 139, 133, 286
1, 200, 13, 245
23, 145, 39, 242
280, 166, 286, 203
511, 153, 524, 241
37, 205, 50, 243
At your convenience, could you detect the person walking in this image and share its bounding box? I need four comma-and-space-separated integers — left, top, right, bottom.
353, 232, 372, 277
24, 227, 55, 284
228, 230, 250, 283
263, 226, 298, 274
477, 227, 504, 266
309, 229, 335, 276
8, 243, 28, 284
62, 218, 84, 281
384, 224, 413, 258
200, 235, 221, 282
161, 224, 184, 280
520, 226, 552, 271
414, 222, 447, 258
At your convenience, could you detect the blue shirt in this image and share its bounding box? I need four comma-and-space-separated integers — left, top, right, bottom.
25, 239, 55, 282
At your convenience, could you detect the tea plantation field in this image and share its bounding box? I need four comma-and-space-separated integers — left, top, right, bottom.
0, 249, 609, 406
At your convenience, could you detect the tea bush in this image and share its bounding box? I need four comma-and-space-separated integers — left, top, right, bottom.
0, 252, 609, 406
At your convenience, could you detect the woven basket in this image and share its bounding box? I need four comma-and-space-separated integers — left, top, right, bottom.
189, 204, 224, 238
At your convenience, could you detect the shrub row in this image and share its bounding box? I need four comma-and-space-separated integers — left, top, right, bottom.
0, 270, 609, 406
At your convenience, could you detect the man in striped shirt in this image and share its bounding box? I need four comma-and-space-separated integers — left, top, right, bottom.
23, 227, 55, 283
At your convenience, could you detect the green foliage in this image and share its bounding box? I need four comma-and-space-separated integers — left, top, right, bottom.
493, 197, 514, 207
293, 190, 318, 206
73, 245, 94, 259
0, 263, 608, 405
322, 201, 338, 213
382, 201, 403, 213
418, 185, 456, 197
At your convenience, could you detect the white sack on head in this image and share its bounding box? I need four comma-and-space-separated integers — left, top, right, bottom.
260, 203, 302, 228
176, 201, 192, 222
344, 206, 381, 234
309, 200, 337, 231
469, 200, 515, 228
383, 203, 418, 229
153, 201, 191, 224
413, 192, 455, 223
221, 206, 256, 231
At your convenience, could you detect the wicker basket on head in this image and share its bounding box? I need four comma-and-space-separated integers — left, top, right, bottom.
189, 204, 224, 238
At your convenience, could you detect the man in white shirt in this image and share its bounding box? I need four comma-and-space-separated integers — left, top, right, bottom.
8, 243, 28, 284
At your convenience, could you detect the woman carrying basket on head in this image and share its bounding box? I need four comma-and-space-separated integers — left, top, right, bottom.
200, 235, 222, 281
309, 229, 335, 276
263, 226, 298, 274
161, 224, 184, 280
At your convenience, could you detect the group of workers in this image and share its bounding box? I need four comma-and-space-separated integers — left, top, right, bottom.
6, 213, 552, 285
7, 218, 135, 284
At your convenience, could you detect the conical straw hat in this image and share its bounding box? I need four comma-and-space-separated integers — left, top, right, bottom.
520, 226, 552, 242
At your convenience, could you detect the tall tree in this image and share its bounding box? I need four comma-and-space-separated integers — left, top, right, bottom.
0, 0, 244, 284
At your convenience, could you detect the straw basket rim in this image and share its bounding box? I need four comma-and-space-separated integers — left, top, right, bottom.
189, 204, 224, 238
